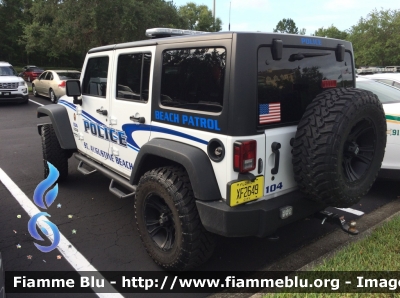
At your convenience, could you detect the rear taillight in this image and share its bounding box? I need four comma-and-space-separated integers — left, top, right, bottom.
58, 81, 66, 88
321, 80, 337, 88
233, 140, 257, 173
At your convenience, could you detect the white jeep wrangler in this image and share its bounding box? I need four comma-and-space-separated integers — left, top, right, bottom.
37, 28, 387, 270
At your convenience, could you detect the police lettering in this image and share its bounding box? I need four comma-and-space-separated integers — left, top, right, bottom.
83, 119, 127, 147
300, 38, 322, 46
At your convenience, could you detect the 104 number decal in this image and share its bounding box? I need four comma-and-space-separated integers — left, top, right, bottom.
266, 182, 283, 193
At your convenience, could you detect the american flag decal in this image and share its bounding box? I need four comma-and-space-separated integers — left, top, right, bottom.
259, 103, 281, 124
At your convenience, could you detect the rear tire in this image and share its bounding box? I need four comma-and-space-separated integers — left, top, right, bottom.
292, 88, 386, 207
41, 124, 68, 181
135, 166, 215, 270
49, 89, 57, 103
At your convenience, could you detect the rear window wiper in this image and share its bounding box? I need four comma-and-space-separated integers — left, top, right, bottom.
289, 52, 330, 62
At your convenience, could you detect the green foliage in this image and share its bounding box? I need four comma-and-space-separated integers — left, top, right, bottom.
0, 0, 32, 64
178, 2, 222, 32
273, 18, 306, 35
347, 9, 400, 67
4, 2, 399, 69
314, 25, 348, 40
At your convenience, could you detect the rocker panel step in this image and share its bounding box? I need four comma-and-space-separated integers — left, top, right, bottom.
74, 153, 136, 198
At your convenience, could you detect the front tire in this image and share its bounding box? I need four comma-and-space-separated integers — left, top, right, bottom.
135, 166, 215, 270
32, 84, 38, 97
41, 124, 68, 180
292, 88, 386, 207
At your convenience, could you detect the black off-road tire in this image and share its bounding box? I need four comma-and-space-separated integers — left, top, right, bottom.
135, 166, 215, 271
292, 88, 386, 207
41, 124, 68, 181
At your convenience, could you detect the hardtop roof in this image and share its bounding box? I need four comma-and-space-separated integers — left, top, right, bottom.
87, 31, 353, 54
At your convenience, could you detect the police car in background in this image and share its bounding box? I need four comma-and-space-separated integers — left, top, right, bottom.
37, 28, 387, 270
356, 76, 400, 176
361, 72, 400, 90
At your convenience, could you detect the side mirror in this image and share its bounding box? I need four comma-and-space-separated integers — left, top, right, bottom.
66, 80, 82, 105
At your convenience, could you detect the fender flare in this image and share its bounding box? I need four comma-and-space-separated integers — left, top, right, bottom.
37, 105, 77, 150
130, 138, 221, 201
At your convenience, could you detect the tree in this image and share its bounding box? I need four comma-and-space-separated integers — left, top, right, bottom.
178, 2, 222, 32
0, 0, 32, 64
273, 18, 306, 35
347, 8, 400, 67
314, 25, 348, 40
20, 0, 184, 67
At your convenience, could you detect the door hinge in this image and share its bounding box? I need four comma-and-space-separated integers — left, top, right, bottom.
111, 147, 119, 156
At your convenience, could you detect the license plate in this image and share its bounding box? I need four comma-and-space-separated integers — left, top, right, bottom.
227, 176, 264, 207
0, 92, 10, 96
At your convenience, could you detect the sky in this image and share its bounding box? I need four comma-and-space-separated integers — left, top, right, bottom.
170, 0, 399, 35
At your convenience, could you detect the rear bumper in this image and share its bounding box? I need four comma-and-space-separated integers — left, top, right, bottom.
196, 190, 326, 237
0, 93, 28, 103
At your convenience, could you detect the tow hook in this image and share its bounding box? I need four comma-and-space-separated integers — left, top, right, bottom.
315, 210, 359, 235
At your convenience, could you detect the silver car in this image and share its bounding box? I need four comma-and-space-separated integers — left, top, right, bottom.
32, 70, 81, 103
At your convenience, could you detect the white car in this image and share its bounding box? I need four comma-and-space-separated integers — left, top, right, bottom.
356, 77, 400, 175
362, 73, 400, 89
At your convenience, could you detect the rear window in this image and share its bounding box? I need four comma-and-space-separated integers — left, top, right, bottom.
257, 47, 354, 125
57, 72, 81, 80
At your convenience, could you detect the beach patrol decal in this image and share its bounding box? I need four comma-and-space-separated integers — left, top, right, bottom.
154, 110, 221, 131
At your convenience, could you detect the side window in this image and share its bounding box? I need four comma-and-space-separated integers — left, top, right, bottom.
160, 47, 225, 113
116, 53, 151, 101
45, 72, 53, 80
39, 72, 47, 80
83, 56, 109, 97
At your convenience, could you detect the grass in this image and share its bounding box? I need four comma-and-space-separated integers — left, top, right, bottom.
264, 215, 400, 298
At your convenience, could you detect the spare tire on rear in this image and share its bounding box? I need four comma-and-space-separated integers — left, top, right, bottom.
292, 88, 387, 207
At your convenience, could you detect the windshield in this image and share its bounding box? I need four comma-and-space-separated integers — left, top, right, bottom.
0, 66, 17, 76
57, 72, 81, 80
356, 79, 400, 104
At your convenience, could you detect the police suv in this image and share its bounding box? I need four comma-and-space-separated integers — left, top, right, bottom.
37, 28, 387, 270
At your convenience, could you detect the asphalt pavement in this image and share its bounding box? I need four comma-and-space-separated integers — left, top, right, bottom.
0, 95, 399, 297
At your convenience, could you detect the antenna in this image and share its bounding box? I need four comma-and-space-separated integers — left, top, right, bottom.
229, 1, 231, 31
213, 0, 216, 19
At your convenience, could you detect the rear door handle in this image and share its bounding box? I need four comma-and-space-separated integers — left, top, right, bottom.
130, 116, 145, 123
271, 142, 281, 174
96, 108, 108, 116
